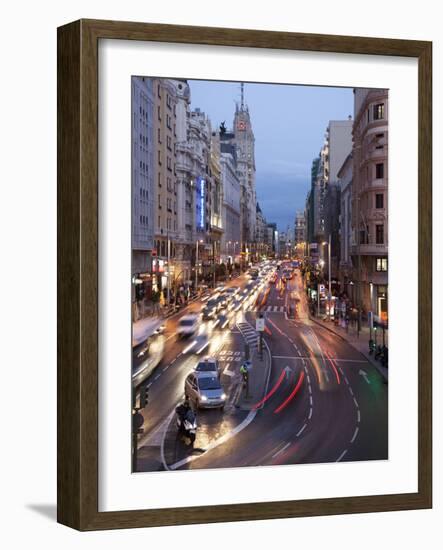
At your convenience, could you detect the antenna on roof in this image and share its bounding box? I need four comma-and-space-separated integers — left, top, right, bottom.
240, 82, 244, 110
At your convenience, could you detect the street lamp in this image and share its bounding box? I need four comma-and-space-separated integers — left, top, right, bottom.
322, 235, 332, 320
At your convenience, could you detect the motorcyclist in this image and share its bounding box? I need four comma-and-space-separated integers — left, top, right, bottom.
176, 396, 191, 425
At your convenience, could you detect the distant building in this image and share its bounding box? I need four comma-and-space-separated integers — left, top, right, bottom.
294, 211, 306, 257
219, 141, 241, 264
220, 84, 257, 264
255, 202, 267, 259
266, 222, 277, 256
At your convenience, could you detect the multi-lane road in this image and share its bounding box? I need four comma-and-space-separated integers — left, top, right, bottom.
134, 266, 388, 472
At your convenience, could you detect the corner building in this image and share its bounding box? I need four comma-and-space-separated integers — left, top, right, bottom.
352, 88, 389, 322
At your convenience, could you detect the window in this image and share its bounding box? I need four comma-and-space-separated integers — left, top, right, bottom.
376, 193, 384, 209
158, 172, 161, 187
158, 128, 161, 143
167, 157, 172, 171
376, 224, 384, 244
158, 150, 162, 165
375, 163, 384, 179
373, 103, 385, 120
376, 258, 388, 272
167, 135, 172, 150
157, 83, 161, 98
158, 194, 161, 208
157, 105, 161, 121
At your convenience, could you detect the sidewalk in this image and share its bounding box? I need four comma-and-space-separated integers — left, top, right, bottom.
309, 314, 388, 382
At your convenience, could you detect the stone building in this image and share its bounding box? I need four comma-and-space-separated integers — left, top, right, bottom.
351, 88, 389, 321
131, 76, 155, 320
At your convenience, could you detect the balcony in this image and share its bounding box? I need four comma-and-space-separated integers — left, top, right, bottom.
361, 178, 387, 192
351, 243, 388, 255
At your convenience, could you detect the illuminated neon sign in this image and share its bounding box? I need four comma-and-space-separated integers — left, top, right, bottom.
196, 177, 206, 229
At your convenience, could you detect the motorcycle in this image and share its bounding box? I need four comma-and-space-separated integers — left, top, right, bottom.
175, 404, 197, 445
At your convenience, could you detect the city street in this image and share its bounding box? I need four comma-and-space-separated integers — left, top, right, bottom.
134, 267, 388, 472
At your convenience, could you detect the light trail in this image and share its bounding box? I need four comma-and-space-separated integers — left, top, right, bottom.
273, 371, 305, 414
252, 368, 286, 410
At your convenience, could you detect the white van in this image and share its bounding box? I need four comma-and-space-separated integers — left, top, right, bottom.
177, 314, 200, 338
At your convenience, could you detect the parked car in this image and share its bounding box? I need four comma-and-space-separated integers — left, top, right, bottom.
185, 372, 227, 409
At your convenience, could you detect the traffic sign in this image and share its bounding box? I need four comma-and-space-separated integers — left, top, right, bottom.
256, 318, 265, 332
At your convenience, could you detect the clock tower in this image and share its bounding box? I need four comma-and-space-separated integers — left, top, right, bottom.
233, 83, 256, 258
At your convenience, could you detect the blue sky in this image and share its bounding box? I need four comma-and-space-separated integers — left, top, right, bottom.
189, 80, 353, 232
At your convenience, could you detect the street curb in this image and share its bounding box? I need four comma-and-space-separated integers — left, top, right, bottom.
308, 314, 388, 383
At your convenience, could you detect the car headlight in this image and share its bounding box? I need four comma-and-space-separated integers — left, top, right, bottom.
221, 393, 227, 400
200, 395, 208, 401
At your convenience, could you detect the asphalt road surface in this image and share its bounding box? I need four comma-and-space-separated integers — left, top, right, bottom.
134, 267, 388, 472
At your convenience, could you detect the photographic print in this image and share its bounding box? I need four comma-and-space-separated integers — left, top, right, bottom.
131, 77, 389, 473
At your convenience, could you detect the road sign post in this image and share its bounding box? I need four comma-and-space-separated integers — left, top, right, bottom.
256, 315, 265, 360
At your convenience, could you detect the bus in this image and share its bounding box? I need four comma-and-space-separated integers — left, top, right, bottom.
132, 318, 165, 388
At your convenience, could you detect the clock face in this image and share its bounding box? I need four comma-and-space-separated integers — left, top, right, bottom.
237, 120, 246, 131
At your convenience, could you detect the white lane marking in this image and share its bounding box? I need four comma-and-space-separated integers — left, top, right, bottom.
308, 407, 313, 419
296, 423, 307, 437
348, 386, 354, 396
308, 385, 312, 395
272, 355, 306, 360
307, 375, 311, 384
272, 441, 291, 459
223, 367, 235, 377
162, 365, 169, 373
160, 409, 177, 471
309, 395, 313, 406
351, 426, 360, 443
353, 397, 359, 409
154, 374, 160, 381
336, 449, 348, 462
338, 366, 345, 375
357, 409, 361, 423
169, 409, 257, 470
344, 375, 350, 385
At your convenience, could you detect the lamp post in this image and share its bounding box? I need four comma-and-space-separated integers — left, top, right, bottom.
166, 228, 171, 309
322, 235, 332, 319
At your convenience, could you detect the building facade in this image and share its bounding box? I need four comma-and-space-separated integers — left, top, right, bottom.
294, 211, 306, 257
131, 76, 155, 320
351, 88, 389, 321
337, 153, 353, 293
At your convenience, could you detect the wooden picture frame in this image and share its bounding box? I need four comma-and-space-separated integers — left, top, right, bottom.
57, 19, 432, 530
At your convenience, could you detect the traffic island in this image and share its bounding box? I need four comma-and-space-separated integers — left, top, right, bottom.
236, 341, 272, 411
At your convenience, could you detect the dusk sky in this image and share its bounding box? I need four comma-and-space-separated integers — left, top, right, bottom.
189, 80, 353, 232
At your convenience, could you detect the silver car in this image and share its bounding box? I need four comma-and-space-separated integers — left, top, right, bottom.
194, 357, 221, 377
185, 372, 227, 409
